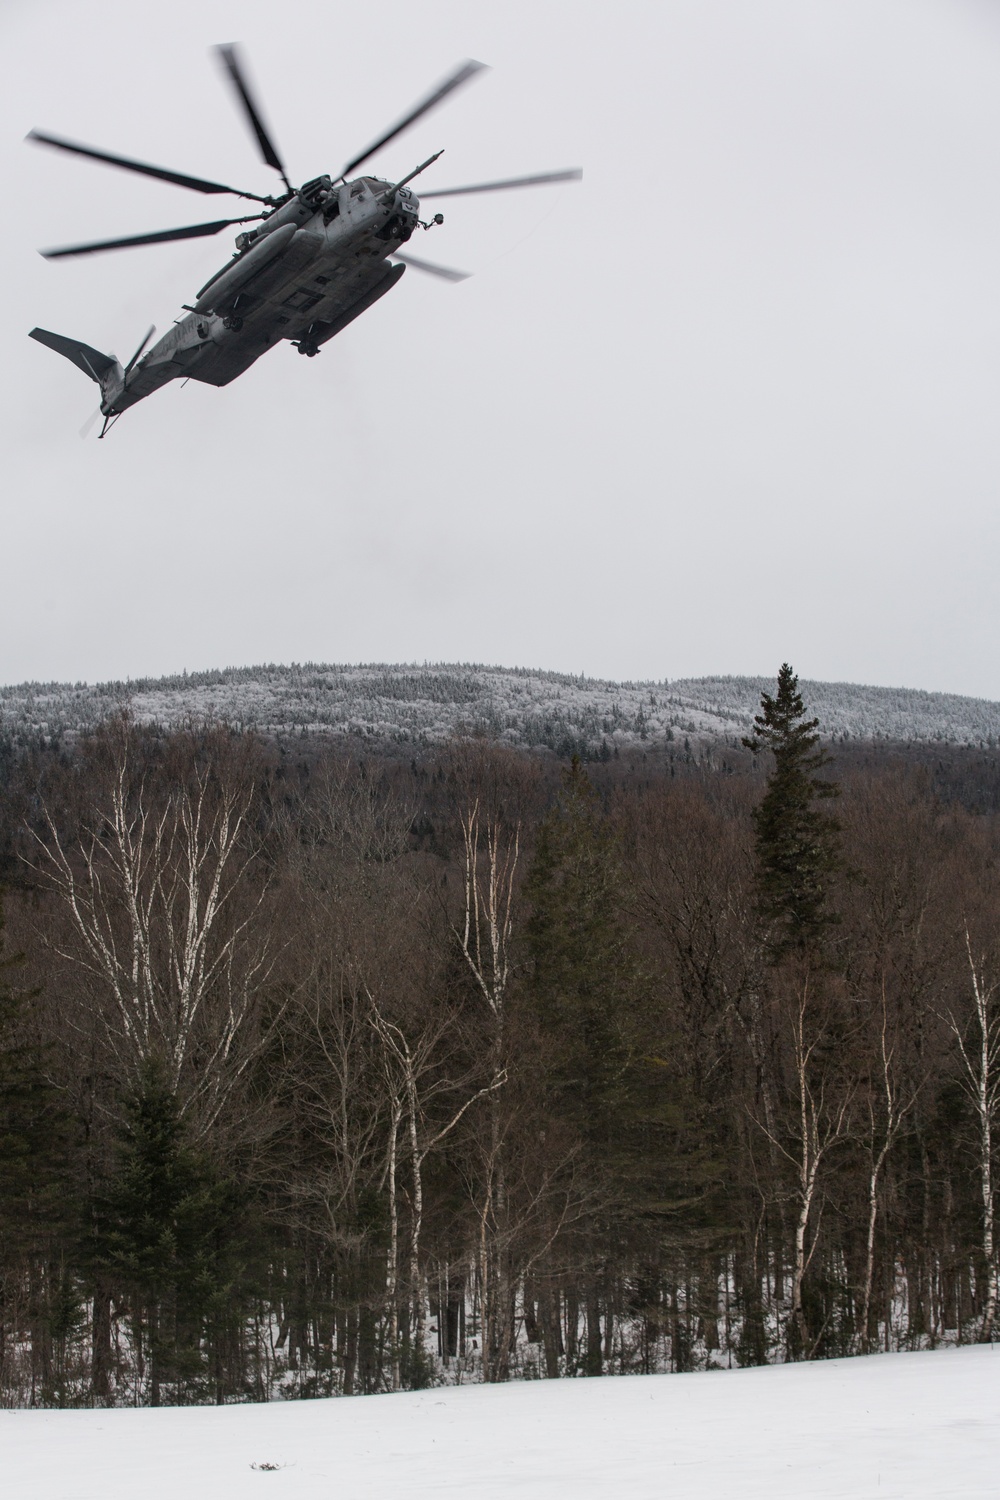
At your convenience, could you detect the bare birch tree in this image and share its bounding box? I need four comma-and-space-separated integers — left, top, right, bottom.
450, 797, 523, 1373
368, 990, 504, 1383
28, 722, 278, 1131
942, 927, 1000, 1342
857, 979, 920, 1352
752, 969, 857, 1357
454, 800, 519, 1027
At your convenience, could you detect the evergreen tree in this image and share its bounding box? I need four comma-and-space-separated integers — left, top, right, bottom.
742, 664, 841, 959
94, 1064, 249, 1404
524, 760, 719, 1231
524, 758, 635, 1144
0, 891, 75, 1400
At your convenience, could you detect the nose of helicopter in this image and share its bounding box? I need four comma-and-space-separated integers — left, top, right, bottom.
372, 185, 421, 243
380, 185, 420, 218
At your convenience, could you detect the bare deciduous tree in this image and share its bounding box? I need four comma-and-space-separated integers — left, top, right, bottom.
455, 800, 519, 1026
857, 979, 921, 1352
942, 927, 1000, 1342
368, 989, 504, 1384
29, 722, 278, 1131
751, 968, 857, 1357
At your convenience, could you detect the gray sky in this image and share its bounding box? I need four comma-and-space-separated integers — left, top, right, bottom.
2, 0, 999, 698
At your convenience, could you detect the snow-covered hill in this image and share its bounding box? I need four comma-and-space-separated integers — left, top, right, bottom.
4, 1345, 996, 1500
2, 663, 999, 752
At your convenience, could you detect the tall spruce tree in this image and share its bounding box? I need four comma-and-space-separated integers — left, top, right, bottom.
524, 758, 635, 1144
742, 664, 841, 959
0, 891, 74, 1400
93, 1063, 248, 1404
524, 760, 719, 1240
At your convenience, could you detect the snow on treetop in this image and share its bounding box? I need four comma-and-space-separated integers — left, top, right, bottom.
1, 663, 998, 751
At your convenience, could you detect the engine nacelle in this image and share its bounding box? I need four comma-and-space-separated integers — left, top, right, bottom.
193, 223, 298, 314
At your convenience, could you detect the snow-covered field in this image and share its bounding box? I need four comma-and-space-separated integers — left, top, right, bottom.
6, 1346, 996, 1499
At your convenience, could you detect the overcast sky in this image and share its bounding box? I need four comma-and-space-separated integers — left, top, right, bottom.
2, 0, 999, 698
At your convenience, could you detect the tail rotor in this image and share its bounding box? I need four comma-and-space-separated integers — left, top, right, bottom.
123, 325, 156, 379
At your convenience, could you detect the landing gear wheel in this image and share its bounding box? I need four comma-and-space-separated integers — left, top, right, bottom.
223, 316, 244, 331
296, 341, 320, 357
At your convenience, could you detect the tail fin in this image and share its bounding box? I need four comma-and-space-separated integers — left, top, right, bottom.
29, 327, 123, 400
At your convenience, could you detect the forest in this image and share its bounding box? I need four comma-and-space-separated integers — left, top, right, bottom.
1, 667, 1000, 1406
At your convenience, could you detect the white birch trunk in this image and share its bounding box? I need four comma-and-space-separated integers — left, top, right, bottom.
29, 729, 277, 1131
754, 973, 855, 1359
385, 1096, 402, 1391
945, 930, 1000, 1343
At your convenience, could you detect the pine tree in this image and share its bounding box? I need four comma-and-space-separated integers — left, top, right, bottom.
742, 664, 841, 959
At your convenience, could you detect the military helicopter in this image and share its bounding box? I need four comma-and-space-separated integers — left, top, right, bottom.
27, 46, 581, 436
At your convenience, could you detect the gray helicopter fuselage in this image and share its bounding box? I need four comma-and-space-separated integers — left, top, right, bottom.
30, 48, 581, 430
107, 175, 417, 414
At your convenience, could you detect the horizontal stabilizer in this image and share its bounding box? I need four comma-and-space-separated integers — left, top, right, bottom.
29, 327, 118, 383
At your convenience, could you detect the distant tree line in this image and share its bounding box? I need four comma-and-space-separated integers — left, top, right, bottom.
1, 667, 1000, 1405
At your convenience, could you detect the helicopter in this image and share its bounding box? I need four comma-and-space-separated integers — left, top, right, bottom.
27, 46, 581, 437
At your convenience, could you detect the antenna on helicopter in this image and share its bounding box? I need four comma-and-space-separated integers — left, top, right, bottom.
379, 151, 445, 205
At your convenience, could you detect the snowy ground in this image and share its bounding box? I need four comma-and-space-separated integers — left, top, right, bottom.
5, 1346, 997, 1500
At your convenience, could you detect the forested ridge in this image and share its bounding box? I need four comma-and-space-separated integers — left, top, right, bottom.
2, 671, 1000, 1406
3, 661, 999, 752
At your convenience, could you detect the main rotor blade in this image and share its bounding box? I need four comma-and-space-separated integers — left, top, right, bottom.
40, 216, 264, 259
421, 168, 583, 198
215, 44, 292, 193
341, 59, 488, 179
26, 130, 273, 203
393, 252, 470, 283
